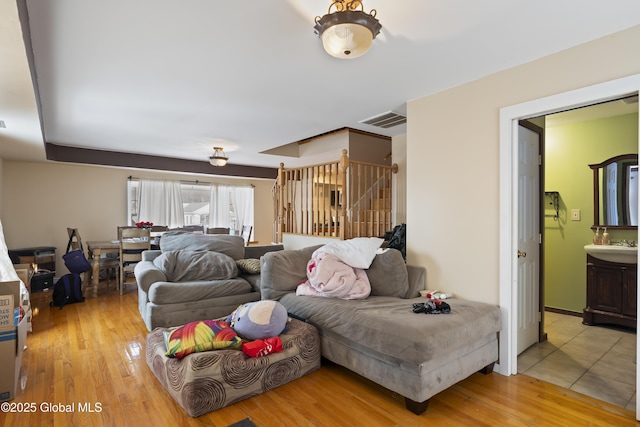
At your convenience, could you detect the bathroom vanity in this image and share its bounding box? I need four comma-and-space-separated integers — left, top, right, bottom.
583, 153, 638, 329
583, 252, 636, 329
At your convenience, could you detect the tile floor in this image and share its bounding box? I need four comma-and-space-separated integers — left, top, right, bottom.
518, 311, 636, 411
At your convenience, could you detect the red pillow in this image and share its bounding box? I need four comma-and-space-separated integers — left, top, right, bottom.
242, 337, 283, 358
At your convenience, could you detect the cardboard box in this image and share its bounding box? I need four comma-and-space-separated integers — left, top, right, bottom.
0, 295, 12, 328
0, 295, 28, 402
13, 264, 32, 292
0, 316, 27, 402
0, 281, 28, 325
0, 281, 22, 309
0, 283, 28, 402
0, 281, 29, 326
17, 255, 35, 265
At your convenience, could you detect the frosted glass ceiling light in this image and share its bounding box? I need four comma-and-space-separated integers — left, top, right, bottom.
314, 1, 381, 59
209, 147, 228, 166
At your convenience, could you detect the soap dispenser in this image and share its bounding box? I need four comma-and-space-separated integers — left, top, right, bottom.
602, 227, 610, 245
593, 227, 601, 245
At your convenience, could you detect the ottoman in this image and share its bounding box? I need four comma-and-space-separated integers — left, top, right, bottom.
145, 318, 321, 417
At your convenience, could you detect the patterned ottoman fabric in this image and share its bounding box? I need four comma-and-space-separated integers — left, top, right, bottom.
146, 318, 321, 417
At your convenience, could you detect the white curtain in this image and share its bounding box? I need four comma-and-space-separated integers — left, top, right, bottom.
230, 186, 254, 232
209, 184, 231, 228
137, 180, 184, 228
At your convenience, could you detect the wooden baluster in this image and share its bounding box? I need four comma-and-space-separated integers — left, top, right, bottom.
278, 163, 285, 242
339, 150, 348, 240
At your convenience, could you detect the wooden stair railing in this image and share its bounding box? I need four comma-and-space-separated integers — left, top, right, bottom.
274, 149, 398, 243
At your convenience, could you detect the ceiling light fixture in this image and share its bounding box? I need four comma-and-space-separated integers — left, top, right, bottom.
314, 0, 382, 59
209, 147, 228, 166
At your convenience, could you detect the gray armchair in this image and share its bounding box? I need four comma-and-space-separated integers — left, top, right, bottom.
133, 231, 282, 330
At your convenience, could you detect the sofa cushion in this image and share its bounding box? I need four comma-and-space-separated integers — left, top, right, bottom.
153, 250, 238, 282
163, 319, 242, 359
159, 231, 245, 260
149, 278, 253, 304
367, 249, 410, 298
260, 245, 323, 301
279, 294, 501, 367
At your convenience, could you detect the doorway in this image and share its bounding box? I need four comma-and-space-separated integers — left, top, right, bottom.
518, 99, 638, 409
498, 73, 640, 419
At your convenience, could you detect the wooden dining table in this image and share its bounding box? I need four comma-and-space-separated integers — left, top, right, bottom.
86, 240, 120, 298
85, 236, 160, 297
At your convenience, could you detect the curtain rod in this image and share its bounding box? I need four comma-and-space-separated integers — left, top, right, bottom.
128, 176, 255, 188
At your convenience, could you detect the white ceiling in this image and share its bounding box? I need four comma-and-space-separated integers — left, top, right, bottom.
1, 0, 640, 171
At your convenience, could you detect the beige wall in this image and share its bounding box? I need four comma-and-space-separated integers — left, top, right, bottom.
1, 161, 275, 274
348, 132, 391, 165
407, 24, 640, 304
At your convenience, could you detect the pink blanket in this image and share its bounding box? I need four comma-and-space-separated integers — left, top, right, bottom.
296, 253, 371, 300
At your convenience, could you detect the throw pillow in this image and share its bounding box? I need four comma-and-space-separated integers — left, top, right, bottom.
236, 258, 261, 274
260, 245, 323, 300
367, 249, 410, 298
164, 319, 242, 359
153, 250, 238, 281
229, 300, 288, 341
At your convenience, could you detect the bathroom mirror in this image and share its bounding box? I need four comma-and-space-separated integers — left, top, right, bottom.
590, 153, 638, 229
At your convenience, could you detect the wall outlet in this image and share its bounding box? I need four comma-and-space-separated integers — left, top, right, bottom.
571, 209, 581, 221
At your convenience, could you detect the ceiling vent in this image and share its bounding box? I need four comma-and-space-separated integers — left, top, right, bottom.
360, 111, 406, 128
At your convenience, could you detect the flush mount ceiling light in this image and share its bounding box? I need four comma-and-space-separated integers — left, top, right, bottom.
209, 147, 228, 166
314, 0, 382, 59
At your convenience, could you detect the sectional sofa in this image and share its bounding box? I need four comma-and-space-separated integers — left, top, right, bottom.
259, 245, 501, 415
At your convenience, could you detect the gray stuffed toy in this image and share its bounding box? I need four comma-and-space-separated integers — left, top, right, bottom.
229, 300, 288, 341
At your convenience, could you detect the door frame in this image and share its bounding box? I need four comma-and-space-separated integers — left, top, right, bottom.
497, 75, 640, 396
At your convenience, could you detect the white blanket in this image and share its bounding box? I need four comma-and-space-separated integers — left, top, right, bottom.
312, 237, 384, 269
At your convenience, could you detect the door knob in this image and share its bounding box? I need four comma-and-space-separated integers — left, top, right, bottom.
517, 250, 527, 258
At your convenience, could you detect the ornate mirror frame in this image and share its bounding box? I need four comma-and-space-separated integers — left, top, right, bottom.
590, 153, 639, 230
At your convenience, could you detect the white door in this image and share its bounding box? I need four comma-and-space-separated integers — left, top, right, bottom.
517, 125, 541, 355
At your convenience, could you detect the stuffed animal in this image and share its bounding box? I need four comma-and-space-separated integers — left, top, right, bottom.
229, 300, 288, 341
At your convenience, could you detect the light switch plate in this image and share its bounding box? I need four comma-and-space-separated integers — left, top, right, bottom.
571, 209, 581, 221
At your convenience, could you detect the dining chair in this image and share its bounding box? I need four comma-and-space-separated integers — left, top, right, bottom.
169, 225, 205, 233
182, 224, 205, 233
118, 227, 150, 295
206, 227, 230, 235
116, 225, 137, 237
67, 227, 120, 291
149, 225, 168, 249
240, 225, 253, 246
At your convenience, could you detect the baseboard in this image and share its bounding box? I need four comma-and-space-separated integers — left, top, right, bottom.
544, 306, 582, 317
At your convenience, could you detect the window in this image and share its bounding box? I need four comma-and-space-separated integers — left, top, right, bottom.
181, 184, 211, 226
127, 179, 253, 231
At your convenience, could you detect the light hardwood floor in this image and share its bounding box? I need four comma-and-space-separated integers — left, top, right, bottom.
3, 283, 639, 427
